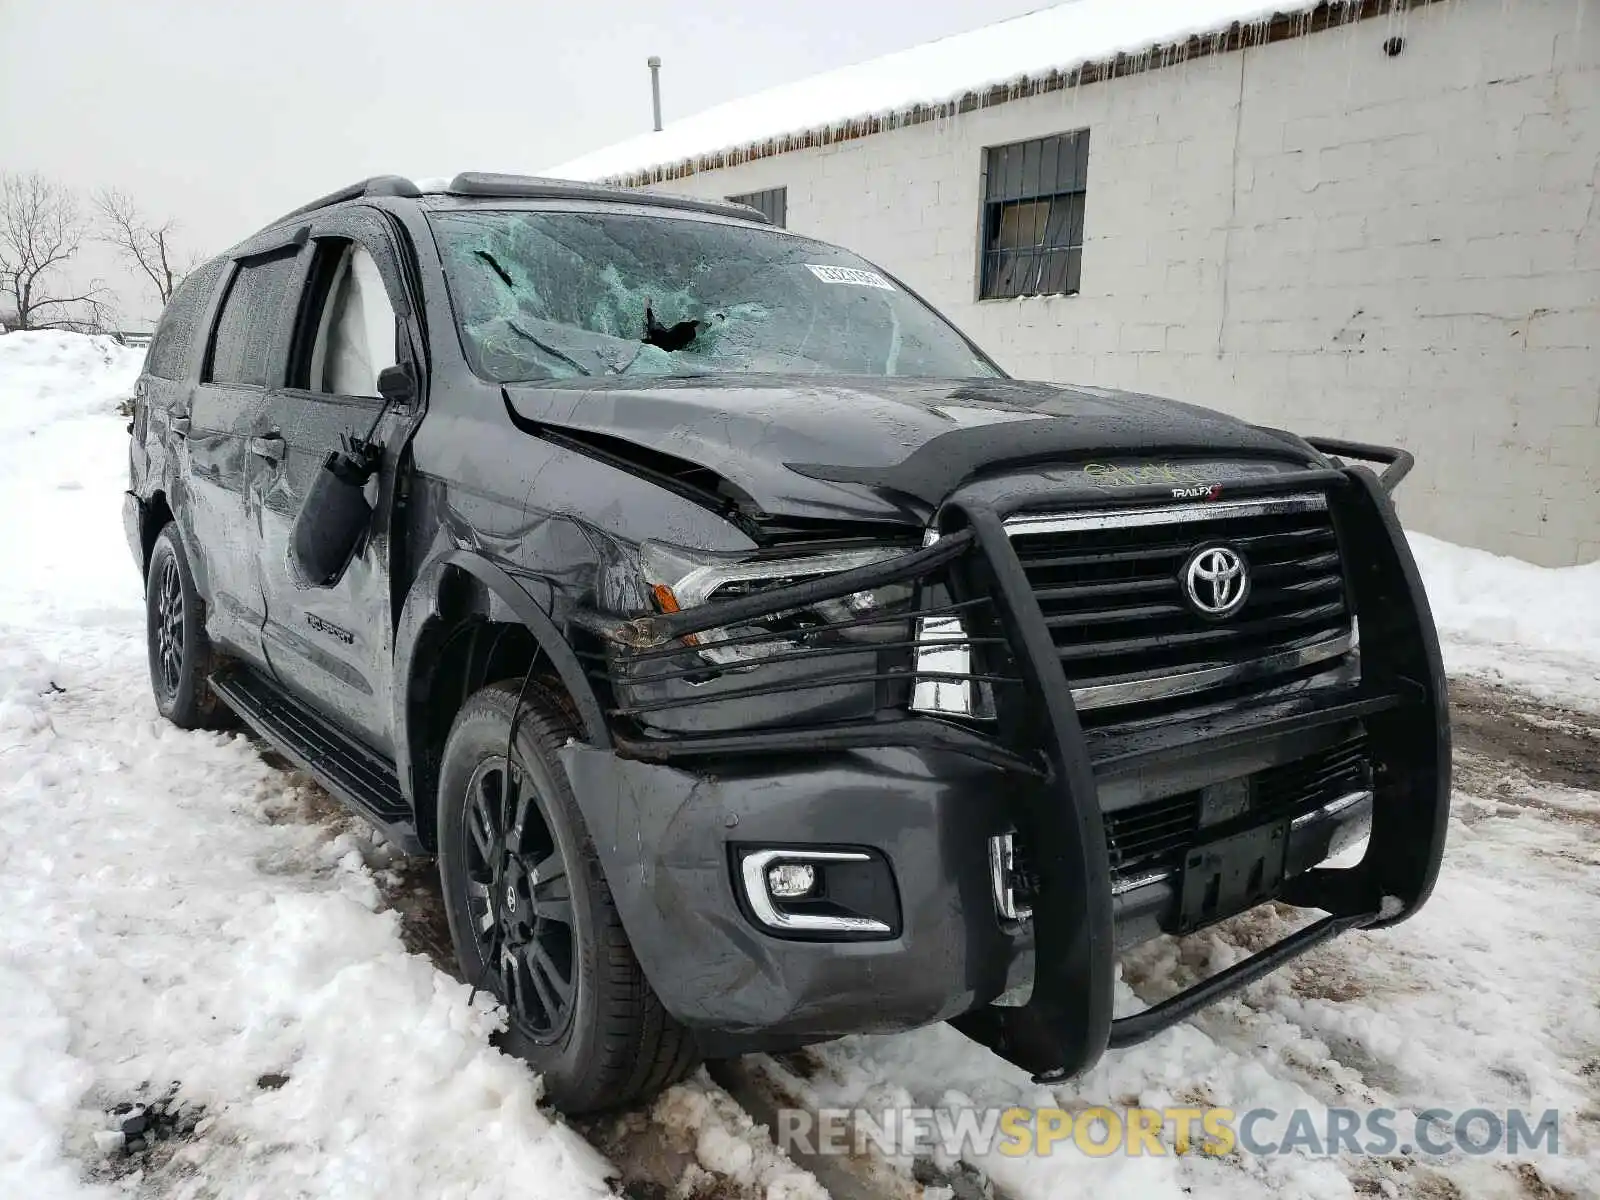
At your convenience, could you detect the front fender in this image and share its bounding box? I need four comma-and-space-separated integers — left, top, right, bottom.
392, 549, 611, 810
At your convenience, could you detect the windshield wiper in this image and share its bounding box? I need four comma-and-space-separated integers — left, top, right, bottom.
474, 249, 515, 288
471, 249, 593, 377
506, 319, 593, 377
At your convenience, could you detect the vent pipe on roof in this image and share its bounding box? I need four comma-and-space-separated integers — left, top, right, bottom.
648, 56, 663, 131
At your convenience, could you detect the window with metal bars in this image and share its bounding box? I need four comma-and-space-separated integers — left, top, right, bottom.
979, 131, 1088, 300
726, 187, 787, 228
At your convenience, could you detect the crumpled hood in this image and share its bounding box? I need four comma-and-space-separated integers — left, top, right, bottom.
503, 375, 1315, 523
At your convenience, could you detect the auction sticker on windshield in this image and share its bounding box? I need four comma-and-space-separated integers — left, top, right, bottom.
805, 264, 896, 290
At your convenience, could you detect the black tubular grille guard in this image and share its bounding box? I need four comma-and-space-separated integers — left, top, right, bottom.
578, 466, 1450, 1082
579, 530, 1050, 775
1303, 436, 1415, 492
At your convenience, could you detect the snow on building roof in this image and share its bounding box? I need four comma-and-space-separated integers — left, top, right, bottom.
545, 0, 1336, 185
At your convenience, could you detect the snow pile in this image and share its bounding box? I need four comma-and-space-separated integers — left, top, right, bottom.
651, 1084, 827, 1200
546, 0, 1311, 182
1412, 532, 1600, 710
0, 331, 145, 437
0, 334, 614, 1199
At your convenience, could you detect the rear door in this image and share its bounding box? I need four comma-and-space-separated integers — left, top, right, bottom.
183, 240, 305, 664
248, 209, 419, 753
134, 258, 226, 514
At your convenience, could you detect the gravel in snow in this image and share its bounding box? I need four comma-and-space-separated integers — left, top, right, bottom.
2, 330, 1597, 1199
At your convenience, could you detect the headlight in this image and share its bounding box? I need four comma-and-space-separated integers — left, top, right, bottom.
639, 541, 915, 666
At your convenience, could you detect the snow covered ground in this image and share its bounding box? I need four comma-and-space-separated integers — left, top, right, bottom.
0, 335, 627, 1200
1, 330, 1597, 1200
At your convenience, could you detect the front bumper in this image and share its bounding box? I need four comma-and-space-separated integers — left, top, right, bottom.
560, 743, 1018, 1055
569, 462, 1450, 1078
559, 733, 1374, 1059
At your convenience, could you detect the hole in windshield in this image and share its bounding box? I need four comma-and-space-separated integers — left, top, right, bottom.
428, 209, 1003, 384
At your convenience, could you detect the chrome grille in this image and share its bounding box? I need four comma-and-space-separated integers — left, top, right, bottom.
1005, 495, 1351, 715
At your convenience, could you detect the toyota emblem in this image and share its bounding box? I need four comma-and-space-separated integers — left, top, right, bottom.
1181, 544, 1250, 618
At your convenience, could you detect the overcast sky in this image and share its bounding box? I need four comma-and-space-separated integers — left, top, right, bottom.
1, 0, 1046, 325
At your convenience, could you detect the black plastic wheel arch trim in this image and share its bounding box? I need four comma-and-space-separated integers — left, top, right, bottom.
444, 551, 608, 745
391, 550, 613, 820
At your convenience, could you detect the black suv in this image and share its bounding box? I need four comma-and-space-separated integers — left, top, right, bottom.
125, 173, 1449, 1113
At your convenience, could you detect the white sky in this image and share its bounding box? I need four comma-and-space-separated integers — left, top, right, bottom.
0, 0, 1047, 326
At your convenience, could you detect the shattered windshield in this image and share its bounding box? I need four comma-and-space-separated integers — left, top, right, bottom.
427, 208, 1003, 383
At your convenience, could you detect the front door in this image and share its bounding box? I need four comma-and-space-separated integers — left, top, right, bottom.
183, 243, 303, 665
248, 213, 417, 754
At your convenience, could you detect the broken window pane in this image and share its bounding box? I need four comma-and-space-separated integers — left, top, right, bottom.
980, 130, 1089, 300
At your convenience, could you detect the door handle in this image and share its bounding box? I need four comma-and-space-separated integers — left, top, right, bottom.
250, 434, 286, 462
170, 414, 191, 437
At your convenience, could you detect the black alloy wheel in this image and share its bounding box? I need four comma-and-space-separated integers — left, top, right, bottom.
144, 523, 228, 729
461, 755, 577, 1041
153, 553, 184, 701
436, 680, 699, 1113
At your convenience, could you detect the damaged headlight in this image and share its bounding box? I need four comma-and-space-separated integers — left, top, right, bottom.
639, 542, 915, 667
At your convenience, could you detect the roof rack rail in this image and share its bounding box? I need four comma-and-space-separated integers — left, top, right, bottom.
267, 175, 422, 228
442, 172, 771, 223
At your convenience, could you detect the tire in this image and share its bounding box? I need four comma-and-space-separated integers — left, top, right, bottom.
437, 680, 699, 1113
145, 523, 229, 729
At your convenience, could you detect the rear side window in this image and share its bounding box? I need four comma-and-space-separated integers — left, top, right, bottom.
146, 259, 225, 381
204, 247, 301, 387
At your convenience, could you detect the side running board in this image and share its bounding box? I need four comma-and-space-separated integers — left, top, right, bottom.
210, 665, 423, 853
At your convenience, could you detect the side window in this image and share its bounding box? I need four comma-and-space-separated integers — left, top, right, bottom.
146, 259, 225, 381
296, 242, 398, 397
203, 246, 301, 387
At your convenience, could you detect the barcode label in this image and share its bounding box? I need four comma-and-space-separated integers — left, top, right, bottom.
804, 264, 895, 290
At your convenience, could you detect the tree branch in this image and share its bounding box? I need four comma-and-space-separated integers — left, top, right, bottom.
94, 186, 195, 305
1, 171, 98, 330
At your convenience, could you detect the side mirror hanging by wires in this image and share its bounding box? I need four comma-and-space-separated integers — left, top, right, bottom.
288, 364, 414, 588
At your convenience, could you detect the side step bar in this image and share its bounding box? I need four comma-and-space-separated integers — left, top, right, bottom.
210, 665, 422, 853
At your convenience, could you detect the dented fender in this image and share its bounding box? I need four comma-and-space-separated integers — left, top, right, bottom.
391, 549, 611, 813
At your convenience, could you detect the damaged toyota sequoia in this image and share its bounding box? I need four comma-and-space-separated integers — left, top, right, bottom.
124, 173, 1449, 1113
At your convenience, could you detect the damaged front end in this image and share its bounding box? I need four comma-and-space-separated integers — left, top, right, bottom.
567, 446, 1449, 1081
576, 531, 1037, 772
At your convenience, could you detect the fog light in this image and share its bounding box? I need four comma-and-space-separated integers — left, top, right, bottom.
738, 849, 894, 936
766, 862, 817, 899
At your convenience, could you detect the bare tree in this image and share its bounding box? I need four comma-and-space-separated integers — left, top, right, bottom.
95, 187, 198, 307
0, 171, 110, 331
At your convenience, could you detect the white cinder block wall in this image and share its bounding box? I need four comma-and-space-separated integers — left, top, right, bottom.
658, 0, 1600, 566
